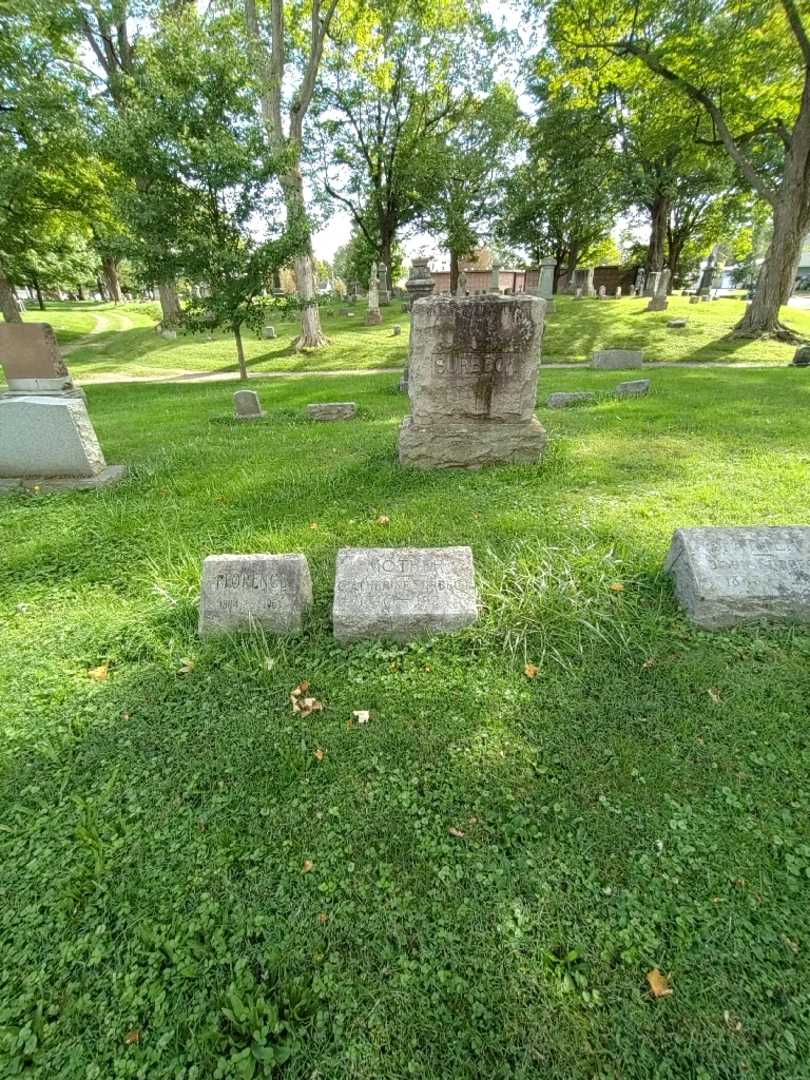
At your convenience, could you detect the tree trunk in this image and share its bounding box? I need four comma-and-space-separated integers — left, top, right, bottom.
736, 185, 809, 337
280, 168, 328, 350
96, 277, 107, 301
646, 193, 671, 273
32, 276, 46, 310
158, 281, 181, 326
0, 265, 22, 322
449, 250, 460, 294
234, 324, 248, 380
77, 284, 86, 301
102, 254, 124, 304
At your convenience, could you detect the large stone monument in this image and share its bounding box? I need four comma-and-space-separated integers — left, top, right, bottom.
199, 554, 313, 636
643, 271, 660, 297
379, 267, 391, 306
646, 270, 671, 312
366, 262, 382, 325
398, 293, 547, 469
0, 323, 125, 492
404, 258, 435, 311
665, 527, 810, 629
333, 546, 478, 643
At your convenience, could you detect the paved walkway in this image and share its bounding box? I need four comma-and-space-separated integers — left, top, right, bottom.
76, 359, 792, 386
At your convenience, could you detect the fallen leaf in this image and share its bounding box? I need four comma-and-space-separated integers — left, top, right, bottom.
609, 582, 625, 593
448, 826, 465, 838
291, 681, 323, 715
319, 912, 329, 924
302, 859, 314, 873
313, 747, 325, 762
352, 709, 370, 725
177, 657, 195, 675
524, 663, 540, 678
646, 968, 672, 998
376, 515, 390, 525
122, 710, 130, 722
124, 1030, 140, 1045
88, 664, 109, 682
309, 522, 319, 530
642, 657, 656, 669
707, 687, 722, 704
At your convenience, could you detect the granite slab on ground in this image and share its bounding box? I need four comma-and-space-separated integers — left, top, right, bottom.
198, 554, 313, 636
591, 349, 644, 370
333, 546, 478, 643
307, 402, 357, 421
665, 526, 810, 629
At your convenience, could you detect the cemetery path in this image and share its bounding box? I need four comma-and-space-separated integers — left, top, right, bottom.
61, 309, 137, 356
76, 359, 795, 385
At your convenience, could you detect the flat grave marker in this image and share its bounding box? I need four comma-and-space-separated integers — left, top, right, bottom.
198, 554, 313, 637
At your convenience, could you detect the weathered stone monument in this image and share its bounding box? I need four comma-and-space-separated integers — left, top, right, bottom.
405, 258, 435, 311
366, 262, 382, 325
615, 287, 622, 299
667, 318, 687, 328
533, 258, 556, 314
689, 294, 700, 304
791, 345, 810, 367
591, 349, 644, 369
646, 270, 670, 312
379, 267, 391, 306
307, 402, 357, 421
456, 271, 467, 299
665, 526, 810, 629
490, 263, 501, 293
398, 293, 547, 469
263, 325, 277, 339
198, 554, 313, 636
570, 268, 595, 297
634, 268, 646, 295
392, 324, 402, 337
574, 288, 583, 300
643, 271, 660, 298
0, 323, 125, 492
332, 546, 478, 643
233, 389, 266, 420
598, 285, 607, 299
615, 379, 650, 397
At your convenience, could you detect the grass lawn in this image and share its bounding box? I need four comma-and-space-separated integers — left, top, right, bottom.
17, 294, 810, 383
2, 368, 810, 1077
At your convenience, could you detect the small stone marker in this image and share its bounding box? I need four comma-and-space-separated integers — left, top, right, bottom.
598, 285, 607, 299
547, 391, 596, 408
263, 326, 277, 339
199, 554, 313, 636
615, 287, 622, 299
689, 295, 700, 304
591, 349, 644, 370
306, 402, 357, 421
233, 389, 266, 420
665, 526, 810, 629
332, 546, 478, 643
667, 318, 687, 329
646, 269, 670, 312
791, 345, 810, 366
160, 328, 177, 340
393, 324, 402, 336
615, 379, 650, 397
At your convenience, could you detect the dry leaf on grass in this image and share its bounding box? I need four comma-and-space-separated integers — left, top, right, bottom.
319, 912, 329, 924
448, 826, 465, 838
302, 859, 315, 873
707, 687, 722, 704
524, 663, 540, 678
376, 515, 390, 525
291, 681, 323, 716
88, 664, 109, 682
609, 582, 625, 593
309, 521, 319, 530
313, 747, 325, 762
177, 657, 195, 675
642, 657, 656, 669
123, 1030, 140, 1045
352, 709, 370, 725
646, 968, 673, 998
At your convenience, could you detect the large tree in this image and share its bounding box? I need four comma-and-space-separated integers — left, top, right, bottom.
545, 0, 810, 337
313, 3, 494, 287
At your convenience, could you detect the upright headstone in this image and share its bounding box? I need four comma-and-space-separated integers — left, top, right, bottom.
405, 258, 435, 311
697, 253, 716, 295
598, 285, 607, 299
615, 286, 622, 299
490, 263, 501, 293
398, 293, 547, 469
644, 271, 660, 297
581, 268, 596, 297
665, 527, 810, 629
634, 268, 646, 296
378, 267, 391, 306
689, 294, 700, 304
538, 258, 556, 301
366, 262, 382, 325
234, 389, 266, 420
646, 269, 670, 312
263, 326, 277, 339
0, 323, 125, 491
198, 554, 313, 636
791, 345, 810, 367
392, 323, 402, 336
574, 287, 583, 300
456, 271, 467, 299
332, 546, 478, 643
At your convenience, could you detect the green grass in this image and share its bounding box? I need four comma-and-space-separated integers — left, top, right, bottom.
2, 368, 810, 1077
19, 294, 810, 383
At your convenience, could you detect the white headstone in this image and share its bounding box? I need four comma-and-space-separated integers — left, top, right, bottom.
198, 554, 313, 636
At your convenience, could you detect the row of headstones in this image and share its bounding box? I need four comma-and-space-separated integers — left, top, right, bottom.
199, 526, 810, 641
233, 390, 357, 422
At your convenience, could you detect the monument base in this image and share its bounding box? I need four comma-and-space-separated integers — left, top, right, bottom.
398, 415, 546, 469
0, 465, 127, 494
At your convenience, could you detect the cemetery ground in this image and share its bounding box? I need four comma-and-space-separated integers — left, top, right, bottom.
15, 294, 810, 385
2, 368, 810, 1078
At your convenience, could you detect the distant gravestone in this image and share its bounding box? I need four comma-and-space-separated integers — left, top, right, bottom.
399, 293, 547, 468
307, 402, 357, 421
647, 269, 670, 312
591, 349, 644, 369
333, 546, 478, 643
791, 345, 810, 366
615, 379, 651, 397
667, 318, 687, 328
574, 287, 583, 300
366, 262, 382, 325
689, 295, 700, 304
198, 554, 313, 637
547, 391, 596, 408
615, 286, 622, 299
392, 324, 402, 336
665, 527, 810, 629
233, 389, 266, 420
598, 285, 607, 299
263, 326, 277, 339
